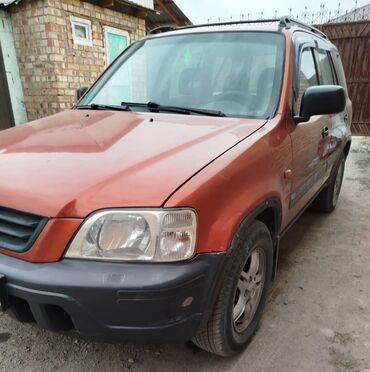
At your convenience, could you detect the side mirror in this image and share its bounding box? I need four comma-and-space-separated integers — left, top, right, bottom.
294, 85, 346, 124
76, 86, 89, 100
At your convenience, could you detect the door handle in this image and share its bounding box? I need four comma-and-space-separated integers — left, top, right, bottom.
322, 126, 329, 138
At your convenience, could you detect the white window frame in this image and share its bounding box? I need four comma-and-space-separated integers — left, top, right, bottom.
104, 26, 130, 66
70, 16, 93, 47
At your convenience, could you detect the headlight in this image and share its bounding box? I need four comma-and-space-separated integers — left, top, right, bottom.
65, 209, 197, 262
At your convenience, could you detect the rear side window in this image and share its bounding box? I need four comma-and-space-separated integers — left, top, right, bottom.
316, 50, 335, 85
295, 48, 319, 114
331, 51, 348, 92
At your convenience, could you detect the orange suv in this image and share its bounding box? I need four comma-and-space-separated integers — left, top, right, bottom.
0, 17, 351, 356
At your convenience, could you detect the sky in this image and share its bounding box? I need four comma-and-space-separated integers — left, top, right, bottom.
175, 0, 369, 24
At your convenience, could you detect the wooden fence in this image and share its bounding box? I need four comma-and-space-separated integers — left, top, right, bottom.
317, 21, 370, 136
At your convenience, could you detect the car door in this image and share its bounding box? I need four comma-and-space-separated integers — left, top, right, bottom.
316, 47, 351, 177
288, 39, 331, 216
313, 47, 342, 172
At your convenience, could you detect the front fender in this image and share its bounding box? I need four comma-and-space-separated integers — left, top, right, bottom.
164, 120, 292, 254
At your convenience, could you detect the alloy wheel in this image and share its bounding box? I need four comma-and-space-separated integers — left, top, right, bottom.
233, 247, 266, 333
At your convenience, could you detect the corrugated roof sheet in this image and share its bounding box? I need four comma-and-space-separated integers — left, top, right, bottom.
147, 0, 191, 26
120, 0, 153, 10
0, 0, 21, 5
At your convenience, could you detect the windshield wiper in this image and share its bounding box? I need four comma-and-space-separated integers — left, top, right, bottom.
149, 102, 226, 117
121, 101, 226, 117
75, 103, 131, 112
76, 102, 226, 117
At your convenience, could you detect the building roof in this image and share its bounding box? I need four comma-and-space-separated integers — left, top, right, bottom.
0, 0, 21, 5
83, 0, 155, 18
146, 0, 192, 31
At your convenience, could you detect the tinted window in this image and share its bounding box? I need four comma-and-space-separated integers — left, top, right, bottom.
80, 32, 285, 119
295, 48, 318, 114
316, 50, 335, 85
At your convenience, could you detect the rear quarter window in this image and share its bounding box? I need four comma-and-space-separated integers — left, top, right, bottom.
316, 50, 336, 85
330, 51, 348, 92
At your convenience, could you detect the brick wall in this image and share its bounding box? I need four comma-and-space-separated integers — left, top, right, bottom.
10, 0, 146, 121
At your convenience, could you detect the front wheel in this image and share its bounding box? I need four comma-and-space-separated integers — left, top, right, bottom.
192, 221, 273, 356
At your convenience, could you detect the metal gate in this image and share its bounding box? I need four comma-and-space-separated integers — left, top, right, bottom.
317, 21, 370, 136
0, 42, 14, 131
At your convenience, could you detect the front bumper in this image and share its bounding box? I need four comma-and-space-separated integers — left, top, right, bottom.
0, 253, 225, 342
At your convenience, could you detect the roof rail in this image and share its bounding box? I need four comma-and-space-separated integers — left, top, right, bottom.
149, 19, 281, 35
279, 16, 327, 39
148, 17, 327, 40
180, 18, 280, 31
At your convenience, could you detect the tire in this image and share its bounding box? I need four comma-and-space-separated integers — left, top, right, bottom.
313, 154, 346, 213
192, 220, 273, 356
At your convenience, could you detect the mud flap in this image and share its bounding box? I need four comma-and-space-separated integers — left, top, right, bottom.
0, 274, 8, 312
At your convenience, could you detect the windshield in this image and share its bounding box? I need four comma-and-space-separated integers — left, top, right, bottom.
79, 32, 285, 119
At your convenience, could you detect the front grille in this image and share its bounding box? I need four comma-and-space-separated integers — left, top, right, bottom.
0, 207, 48, 253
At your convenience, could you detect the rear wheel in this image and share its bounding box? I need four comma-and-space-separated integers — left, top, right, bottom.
313, 154, 346, 213
192, 221, 273, 356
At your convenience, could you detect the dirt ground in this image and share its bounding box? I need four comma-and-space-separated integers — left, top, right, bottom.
0, 136, 369, 372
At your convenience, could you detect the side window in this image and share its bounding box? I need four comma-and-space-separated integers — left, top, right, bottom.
330, 51, 348, 91
295, 48, 319, 114
316, 50, 335, 85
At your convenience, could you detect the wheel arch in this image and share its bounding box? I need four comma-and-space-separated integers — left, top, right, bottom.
230, 198, 282, 253
228, 197, 282, 280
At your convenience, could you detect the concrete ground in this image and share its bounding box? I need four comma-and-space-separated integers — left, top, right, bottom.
0, 136, 369, 372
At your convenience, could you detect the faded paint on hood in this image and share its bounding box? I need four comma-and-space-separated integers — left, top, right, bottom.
0, 110, 266, 217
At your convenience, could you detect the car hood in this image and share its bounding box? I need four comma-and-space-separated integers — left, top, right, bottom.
0, 110, 266, 218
